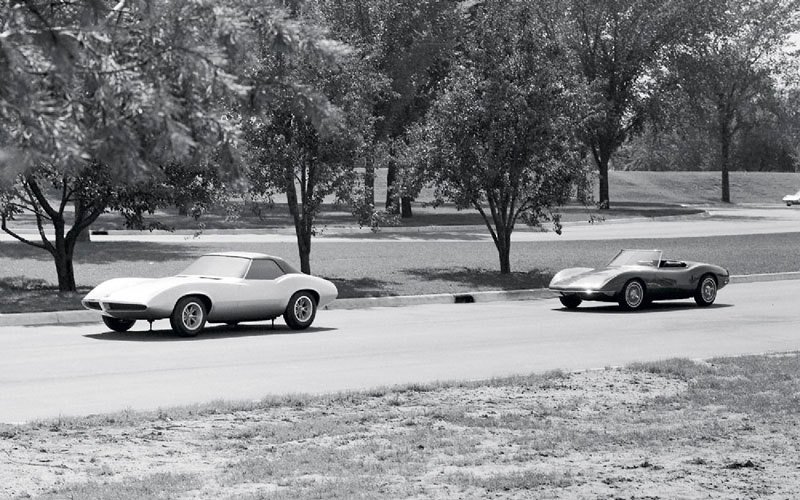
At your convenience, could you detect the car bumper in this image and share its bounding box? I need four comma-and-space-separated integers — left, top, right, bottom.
82, 300, 165, 320
549, 286, 617, 301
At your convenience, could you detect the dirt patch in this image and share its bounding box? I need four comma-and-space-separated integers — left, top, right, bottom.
3, 355, 800, 499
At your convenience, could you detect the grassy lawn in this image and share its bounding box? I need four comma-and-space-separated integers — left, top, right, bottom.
3, 353, 800, 498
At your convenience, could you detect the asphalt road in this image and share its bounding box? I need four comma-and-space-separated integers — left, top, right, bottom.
2, 279, 799, 423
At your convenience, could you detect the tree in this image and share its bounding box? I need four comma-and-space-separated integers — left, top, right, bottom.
563, 0, 707, 208
668, 0, 800, 201
421, 0, 587, 273
317, 0, 460, 218
0, 0, 341, 291
240, 13, 376, 274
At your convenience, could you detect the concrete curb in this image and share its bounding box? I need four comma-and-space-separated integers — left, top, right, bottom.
729, 272, 800, 284
1, 272, 798, 327
324, 288, 557, 310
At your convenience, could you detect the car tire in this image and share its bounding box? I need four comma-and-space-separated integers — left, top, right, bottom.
619, 279, 646, 311
284, 291, 317, 330
102, 316, 136, 332
559, 295, 582, 309
170, 296, 207, 337
694, 274, 717, 307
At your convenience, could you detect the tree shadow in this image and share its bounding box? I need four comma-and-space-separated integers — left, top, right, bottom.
553, 302, 734, 314
327, 277, 399, 299
402, 267, 553, 290
84, 323, 337, 342
0, 241, 199, 263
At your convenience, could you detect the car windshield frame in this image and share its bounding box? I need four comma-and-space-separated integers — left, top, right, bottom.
607, 249, 662, 268
177, 255, 252, 278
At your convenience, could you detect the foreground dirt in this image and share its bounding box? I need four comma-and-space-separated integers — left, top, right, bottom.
2, 356, 799, 499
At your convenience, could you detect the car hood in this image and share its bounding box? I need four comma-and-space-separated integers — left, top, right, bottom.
549, 267, 622, 289
85, 276, 232, 304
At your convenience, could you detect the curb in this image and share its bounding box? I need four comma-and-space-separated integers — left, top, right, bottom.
1, 272, 798, 328
729, 272, 800, 284
324, 288, 556, 310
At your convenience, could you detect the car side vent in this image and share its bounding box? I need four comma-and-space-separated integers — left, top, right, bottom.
104, 303, 147, 311
84, 301, 102, 310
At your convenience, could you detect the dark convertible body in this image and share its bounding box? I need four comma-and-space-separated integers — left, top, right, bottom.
549, 249, 730, 310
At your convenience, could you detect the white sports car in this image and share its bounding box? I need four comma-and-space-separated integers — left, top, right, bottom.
82, 252, 338, 336
783, 190, 800, 206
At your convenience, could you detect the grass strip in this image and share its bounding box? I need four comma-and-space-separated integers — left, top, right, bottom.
3, 353, 800, 499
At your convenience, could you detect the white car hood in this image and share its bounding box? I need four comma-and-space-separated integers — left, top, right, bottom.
86, 276, 227, 304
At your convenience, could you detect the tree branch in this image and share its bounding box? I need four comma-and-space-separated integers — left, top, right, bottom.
1, 215, 50, 251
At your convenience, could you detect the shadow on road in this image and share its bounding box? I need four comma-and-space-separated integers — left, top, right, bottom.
552, 302, 734, 314
84, 323, 337, 341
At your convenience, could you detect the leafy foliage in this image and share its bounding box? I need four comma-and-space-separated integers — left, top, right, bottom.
0, 0, 348, 290
240, 7, 380, 273
665, 0, 800, 201
561, 0, 710, 207
420, 0, 587, 273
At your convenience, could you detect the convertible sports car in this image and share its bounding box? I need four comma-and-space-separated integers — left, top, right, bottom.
783, 190, 800, 206
82, 252, 338, 336
549, 249, 729, 311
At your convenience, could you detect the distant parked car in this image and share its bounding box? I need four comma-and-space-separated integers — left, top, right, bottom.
549, 249, 729, 311
782, 190, 800, 206
82, 252, 338, 336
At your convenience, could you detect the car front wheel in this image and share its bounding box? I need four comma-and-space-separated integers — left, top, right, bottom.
619, 279, 646, 311
559, 295, 582, 309
284, 291, 317, 330
694, 275, 717, 307
102, 316, 136, 332
170, 296, 207, 337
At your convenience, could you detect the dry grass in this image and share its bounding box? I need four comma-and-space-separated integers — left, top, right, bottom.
3, 354, 800, 499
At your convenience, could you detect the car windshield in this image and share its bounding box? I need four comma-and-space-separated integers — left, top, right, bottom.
607, 250, 662, 268
178, 255, 251, 278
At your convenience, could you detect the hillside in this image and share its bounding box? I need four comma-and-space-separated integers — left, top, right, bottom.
603, 170, 800, 205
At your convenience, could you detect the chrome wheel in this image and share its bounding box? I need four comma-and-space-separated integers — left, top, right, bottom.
695, 275, 717, 307
170, 296, 207, 337
294, 296, 314, 323
182, 302, 203, 330
621, 280, 645, 310
284, 291, 317, 330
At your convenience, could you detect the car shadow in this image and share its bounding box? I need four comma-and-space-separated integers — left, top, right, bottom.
84, 323, 337, 341
552, 302, 734, 314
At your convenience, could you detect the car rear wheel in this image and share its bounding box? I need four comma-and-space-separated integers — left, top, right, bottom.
102, 316, 136, 332
559, 295, 582, 309
619, 279, 646, 311
284, 291, 317, 330
694, 274, 717, 307
170, 296, 207, 337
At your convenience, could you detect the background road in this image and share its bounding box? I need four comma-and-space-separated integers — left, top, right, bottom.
1, 279, 798, 423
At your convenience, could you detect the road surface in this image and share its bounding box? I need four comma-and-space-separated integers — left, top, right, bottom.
1, 279, 798, 423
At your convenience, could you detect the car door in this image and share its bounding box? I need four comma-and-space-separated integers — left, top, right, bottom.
648, 262, 690, 299
239, 259, 286, 320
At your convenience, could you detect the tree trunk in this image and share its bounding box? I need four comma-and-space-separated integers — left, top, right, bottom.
385, 161, 399, 214
53, 226, 77, 292
401, 196, 413, 218
364, 160, 375, 210
298, 229, 311, 274
720, 122, 731, 203
496, 229, 511, 274
591, 144, 612, 209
